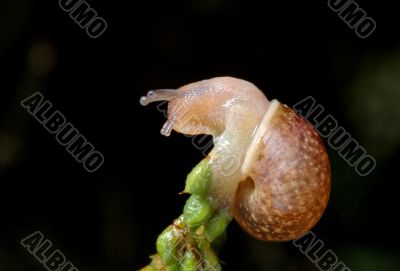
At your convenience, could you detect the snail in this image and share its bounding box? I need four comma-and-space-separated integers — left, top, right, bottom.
140, 77, 330, 241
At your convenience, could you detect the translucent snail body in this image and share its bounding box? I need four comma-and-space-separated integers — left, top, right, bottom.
140, 77, 330, 241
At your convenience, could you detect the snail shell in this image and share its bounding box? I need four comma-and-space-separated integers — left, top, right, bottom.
140, 77, 330, 241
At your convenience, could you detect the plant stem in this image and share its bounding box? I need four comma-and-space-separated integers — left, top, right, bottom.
140, 158, 232, 271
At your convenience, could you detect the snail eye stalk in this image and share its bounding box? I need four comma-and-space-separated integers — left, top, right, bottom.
140, 89, 177, 106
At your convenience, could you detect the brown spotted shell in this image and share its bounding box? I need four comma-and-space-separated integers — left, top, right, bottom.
233, 102, 330, 241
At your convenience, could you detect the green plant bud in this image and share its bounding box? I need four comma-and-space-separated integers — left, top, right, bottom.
166, 264, 179, 271
183, 195, 213, 227
180, 250, 198, 271
156, 225, 184, 266
199, 241, 221, 271
205, 214, 231, 242
184, 159, 212, 196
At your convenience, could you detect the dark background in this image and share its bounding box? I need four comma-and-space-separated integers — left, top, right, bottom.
1, 0, 399, 270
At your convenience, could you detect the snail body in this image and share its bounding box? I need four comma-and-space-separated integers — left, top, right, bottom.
140, 77, 330, 241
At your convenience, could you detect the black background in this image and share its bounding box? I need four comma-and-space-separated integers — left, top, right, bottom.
1, 0, 399, 270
